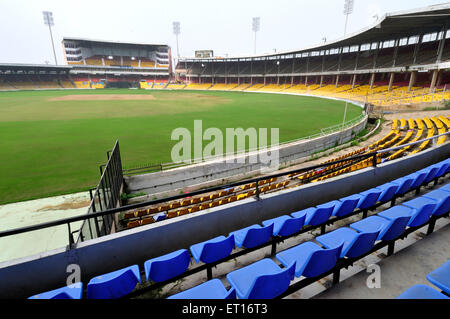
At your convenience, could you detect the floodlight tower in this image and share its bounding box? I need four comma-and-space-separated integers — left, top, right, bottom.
43, 11, 58, 65
252, 17, 260, 55
173, 21, 181, 58
343, 0, 354, 36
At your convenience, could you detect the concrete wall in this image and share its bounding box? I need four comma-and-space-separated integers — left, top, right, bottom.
125, 111, 367, 196
0, 142, 448, 299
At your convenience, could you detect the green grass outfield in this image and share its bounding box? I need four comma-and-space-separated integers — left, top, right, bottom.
0, 89, 363, 205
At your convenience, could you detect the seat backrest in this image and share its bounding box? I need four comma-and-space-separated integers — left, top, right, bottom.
200, 235, 235, 264
247, 262, 296, 299
278, 215, 306, 237
435, 163, 449, 178
334, 198, 359, 217
395, 177, 414, 195
379, 215, 411, 241
408, 203, 436, 227
410, 171, 427, 189
357, 190, 382, 210
308, 206, 334, 226
423, 167, 439, 183
243, 224, 274, 248
146, 249, 191, 283
302, 244, 343, 278
344, 229, 381, 258
378, 184, 398, 202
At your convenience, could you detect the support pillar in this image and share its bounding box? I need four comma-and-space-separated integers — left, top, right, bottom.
369, 73, 375, 90
319, 75, 323, 88
352, 74, 357, 89
430, 69, 439, 92
408, 71, 417, 92
335, 75, 340, 87
388, 72, 395, 92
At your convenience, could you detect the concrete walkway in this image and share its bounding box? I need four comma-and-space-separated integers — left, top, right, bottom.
315, 220, 449, 299
0, 192, 90, 263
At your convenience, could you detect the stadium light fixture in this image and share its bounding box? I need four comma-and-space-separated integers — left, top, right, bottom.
173, 21, 181, 58
343, 0, 354, 36
252, 17, 260, 55
42, 11, 58, 65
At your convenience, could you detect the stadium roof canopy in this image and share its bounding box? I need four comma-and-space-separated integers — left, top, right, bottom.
0, 63, 72, 73
63, 37, 169, 49
181, 2, 450, 61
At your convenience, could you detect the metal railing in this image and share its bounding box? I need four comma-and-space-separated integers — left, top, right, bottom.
75, 140, 124, 244
0, 132, 447, 255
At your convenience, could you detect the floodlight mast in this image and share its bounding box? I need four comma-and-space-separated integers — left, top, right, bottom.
343, 0, 354, 36
43, 11, 57, 65
173, 21, 181, 58
252, 17, 260, 55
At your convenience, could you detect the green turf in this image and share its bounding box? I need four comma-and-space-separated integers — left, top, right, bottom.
0, 89, 363, 205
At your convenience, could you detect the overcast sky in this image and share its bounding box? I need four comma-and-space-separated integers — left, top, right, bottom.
0, 0, 447, 65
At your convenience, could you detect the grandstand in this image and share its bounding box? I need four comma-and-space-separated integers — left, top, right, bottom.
175, 4, 450, 108
0, 3, 449, 303
63, 38, 172, 88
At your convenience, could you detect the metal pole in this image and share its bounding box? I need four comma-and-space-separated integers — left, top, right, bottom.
176, 34, 180, 58
48, 24, 58, 65
344, 13, 349, 36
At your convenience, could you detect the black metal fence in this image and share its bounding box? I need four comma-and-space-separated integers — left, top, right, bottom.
75, 140, 124, 244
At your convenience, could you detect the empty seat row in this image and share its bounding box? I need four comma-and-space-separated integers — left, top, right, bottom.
28, 160, 450, 299
125, 182, 291, 229
171, 182, 450, 299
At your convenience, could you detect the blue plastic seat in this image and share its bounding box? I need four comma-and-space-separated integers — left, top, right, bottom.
226, 258, 295, 299
190, 235, 235, 264
355, 189, 382, 210
433, 162, 449, 179
293, 202, 335, 226
422, 190, 450, 216
396, 284, 449, 299
167, 279, 236, 299
229, 224, 274, 249
350, 212, 411, 241
427, 260, 450, 295
316, 227, 380, 258
276, 241, 343, 278
397, 197, 437, 227
28, 282, 83, 299
439, 183, 450, 192
144, 249, 191, 283
421, 166, 440, 184
86, 265, 141, 299
153, 213, 167, 222
408, 171, 428, 189
375, 182, 399, 203
391, 177, 414, 196
262, 213, 306, 237
332, 194, 360, 217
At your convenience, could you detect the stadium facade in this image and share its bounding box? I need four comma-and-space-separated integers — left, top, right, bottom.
176, 3, 450, 106
0, 38, 172, 90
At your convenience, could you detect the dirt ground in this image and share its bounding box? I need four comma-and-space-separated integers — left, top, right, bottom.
48, 94, 156, 101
